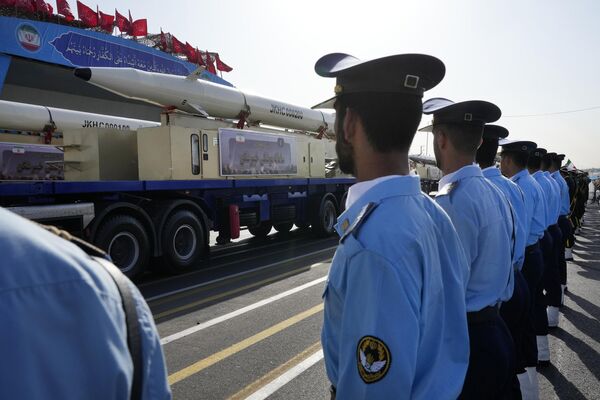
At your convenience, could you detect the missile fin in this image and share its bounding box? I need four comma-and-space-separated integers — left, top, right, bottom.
185, 66, 207, 81
185, 102, 209, 117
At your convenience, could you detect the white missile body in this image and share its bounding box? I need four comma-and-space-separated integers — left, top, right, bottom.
0, 99, 160, 133
74, 67, 335, 134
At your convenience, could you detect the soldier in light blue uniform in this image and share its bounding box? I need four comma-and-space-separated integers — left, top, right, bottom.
313, 53, 470, 399
0, 208, 171, 400
531, 149, 564, 330
527, 147, 561, 365
422, 98, 515, 399
476, 124, 530, 399
546, 153, 573, 299
499, 139, 546, 397
542, 160, 564, 323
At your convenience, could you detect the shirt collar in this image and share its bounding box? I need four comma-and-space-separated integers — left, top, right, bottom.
532, 170, 543, 177
510, 168, 530, 182
335, 174, 422, 237
345, 175, 402, 209
439, 164, 482, 191
481, 166, 501, 178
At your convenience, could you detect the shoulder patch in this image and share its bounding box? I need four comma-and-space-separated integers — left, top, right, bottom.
435, 181, 459, 197
357, 336, 391, 384
341, 202, 378, 241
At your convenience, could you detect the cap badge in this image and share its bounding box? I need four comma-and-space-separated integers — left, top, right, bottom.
404, 75, 419, 89
522, 145, 527, 151
334, 84, 343, 95
464, 113, 473, 122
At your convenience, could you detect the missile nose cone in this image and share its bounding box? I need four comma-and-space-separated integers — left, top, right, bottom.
74, 68, 92, 81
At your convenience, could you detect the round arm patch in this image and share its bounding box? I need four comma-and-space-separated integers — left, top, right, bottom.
357, 336, 391, 383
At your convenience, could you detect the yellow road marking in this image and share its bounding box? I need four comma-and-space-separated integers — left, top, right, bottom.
227, 341, 322, 400
168, 303, 324, 386
154, 266, 310, 320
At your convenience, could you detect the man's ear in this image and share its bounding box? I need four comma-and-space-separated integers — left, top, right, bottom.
434, 128, 447, 149
342, 107, 359, 143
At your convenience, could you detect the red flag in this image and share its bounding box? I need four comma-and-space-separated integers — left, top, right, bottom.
160, 30, 168, 51
215, 54, 233, 72
56, 0, 74, 21
115, 9, 131, 33
184, 42, 197, 62
130, 18, 147, 36
98, 9, 114, 32
15, 0, 34, 12
126, 10, 147, 36
76, 1, 98, 27
205, 51, 216, 74
171, 35, 184, 54
34, 0, 52, 15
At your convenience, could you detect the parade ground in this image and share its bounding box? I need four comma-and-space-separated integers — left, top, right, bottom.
539, 202, 600, 399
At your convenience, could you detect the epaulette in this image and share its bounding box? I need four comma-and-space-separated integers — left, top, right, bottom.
435, 181, 459, 197
340, 202, 378, 242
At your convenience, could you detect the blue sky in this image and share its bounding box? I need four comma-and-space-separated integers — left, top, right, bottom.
92, 0, 600, 168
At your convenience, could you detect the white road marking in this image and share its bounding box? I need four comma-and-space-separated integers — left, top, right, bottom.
147, 247, 335, 302
160, 275, 328, 345
243, 350, 324, 400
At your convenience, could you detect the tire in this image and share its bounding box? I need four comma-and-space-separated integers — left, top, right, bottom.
161, 209, 206, 273
274, 222, 293, 233
313, 198, 337, 237
339, 191, 348, 213
248, 222, 272, 238
95, 215, 150, 278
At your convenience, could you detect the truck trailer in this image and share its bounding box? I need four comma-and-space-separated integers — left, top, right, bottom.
0, 98, 352, 278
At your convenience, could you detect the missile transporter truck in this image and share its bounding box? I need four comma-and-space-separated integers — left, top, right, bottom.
0, 68, 353, 278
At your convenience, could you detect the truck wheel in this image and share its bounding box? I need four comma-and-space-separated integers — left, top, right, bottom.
95, 215, 150, 278
313, 198, 337, 237
274, 222, 293, 233
161, 210, 206, 273
248, 222, 272, 238
340, 191, 348, 213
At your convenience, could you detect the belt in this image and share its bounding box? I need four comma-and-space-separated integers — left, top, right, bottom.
467, 305, 499, 325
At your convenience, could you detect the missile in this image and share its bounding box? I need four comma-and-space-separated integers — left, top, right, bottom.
409, 154, 437, 166
0, 99, 160, 133
74, 67, 335, 134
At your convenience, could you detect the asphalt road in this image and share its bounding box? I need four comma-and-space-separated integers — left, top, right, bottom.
538, 203, 600, 399
148, 205, 600, 399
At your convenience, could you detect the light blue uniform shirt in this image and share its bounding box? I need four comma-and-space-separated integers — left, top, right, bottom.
482, 166, 527, 271
0, 208, 171, 400
511, 169, 546, 245
544, 171, 561, 224
435, 165, 514, 311
533, 171, 556, 227
552, 171, 571, 216
322, 175, 469, 400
